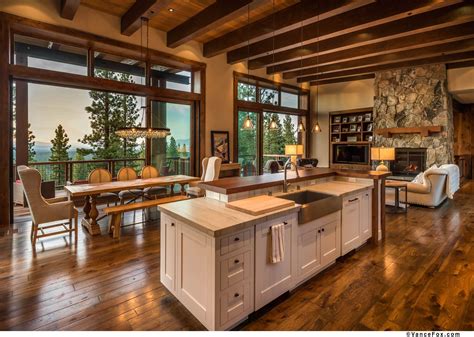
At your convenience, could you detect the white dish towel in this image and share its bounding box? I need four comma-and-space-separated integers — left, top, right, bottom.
271, 223, 285, 264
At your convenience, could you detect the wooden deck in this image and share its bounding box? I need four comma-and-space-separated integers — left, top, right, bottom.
1, 182, 473, 331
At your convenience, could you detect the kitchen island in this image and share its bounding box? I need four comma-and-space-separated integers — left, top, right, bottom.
158, 168, 390, 330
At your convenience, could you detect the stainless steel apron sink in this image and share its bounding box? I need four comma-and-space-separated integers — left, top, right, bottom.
276, 190, 342, 224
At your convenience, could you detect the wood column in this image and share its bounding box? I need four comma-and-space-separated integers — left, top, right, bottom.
15, 55, 28, 169
0, 16, 12, 226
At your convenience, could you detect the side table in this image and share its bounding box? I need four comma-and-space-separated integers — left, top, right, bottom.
385, 180, 408, 214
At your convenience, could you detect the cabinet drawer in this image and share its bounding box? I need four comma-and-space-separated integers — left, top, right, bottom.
219, 229, 252, 256
219, 281, 251, 327
220, 250, 251, 290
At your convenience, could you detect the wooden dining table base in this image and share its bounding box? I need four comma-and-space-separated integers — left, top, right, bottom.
81, 195, 101, 235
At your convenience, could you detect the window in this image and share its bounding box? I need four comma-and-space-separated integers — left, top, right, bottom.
237, 81, 257, 102
150, 64, 192, 92
14, 35, 88, 76
281, 91, 298, 109
150, 101, 192, 176
94, 52, 146, 84
258, 86, 278, 105
237, 111, 259, 176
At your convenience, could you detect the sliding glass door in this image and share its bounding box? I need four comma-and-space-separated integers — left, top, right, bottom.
150, 101, 193, 176
237, 110, 259, 176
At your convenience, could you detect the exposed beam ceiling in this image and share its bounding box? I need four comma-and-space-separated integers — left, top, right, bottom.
309, 74, 375, 86
226, 0, 460, 64
281, 23, 474, 79
60, 0, 81, 20
167, 0, 253, 48
121, 0, 174, 36
447, 59, 474, 69
202, 0, 370, 58
265, 3, 474, 73
299, 50, 474, 83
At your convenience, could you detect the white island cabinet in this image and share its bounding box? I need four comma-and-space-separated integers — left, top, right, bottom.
341, 190, 372, 255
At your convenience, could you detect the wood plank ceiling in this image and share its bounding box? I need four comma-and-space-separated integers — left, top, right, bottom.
70, 0, 474, 86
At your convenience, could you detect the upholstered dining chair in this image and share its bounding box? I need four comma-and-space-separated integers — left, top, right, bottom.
87, 168, 120, 206
116, 167, 145, 204
17, 165, 78, 246
187, 157, 222, 198
140, 165, 167, 199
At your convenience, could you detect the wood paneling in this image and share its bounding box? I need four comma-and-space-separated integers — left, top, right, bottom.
0, 14, 11, 227
2, 182, 474, 330
166, 0, 253, 48
226, 0, 458, 64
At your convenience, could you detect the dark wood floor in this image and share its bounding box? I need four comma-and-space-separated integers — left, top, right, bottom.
1, 182, 473, 331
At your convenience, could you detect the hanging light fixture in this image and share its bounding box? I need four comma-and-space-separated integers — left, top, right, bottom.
267, 0, 280, 132
241, 4, 255, 131
310, 1, 322, 134
297, 120, 306, 132
269, 115, 279, 130
116, 18, 171, 139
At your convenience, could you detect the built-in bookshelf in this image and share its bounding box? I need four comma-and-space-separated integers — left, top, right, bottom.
329, 107, 373, 169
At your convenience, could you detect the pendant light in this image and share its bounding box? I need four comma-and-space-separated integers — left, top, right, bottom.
297, 120, 306, 132
116, 18, 171, 139
310, 1, 322, 134
267, 0, 280, 132
241, 4, 255, 131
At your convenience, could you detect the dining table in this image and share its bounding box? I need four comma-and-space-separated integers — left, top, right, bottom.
64, 175, 200, 235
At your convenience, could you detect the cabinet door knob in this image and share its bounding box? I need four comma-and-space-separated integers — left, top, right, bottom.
318, 230, 321, 233
234, 237, 240, 242
171, 223, 175, 227
321, 228, 325, 232
234, 293, 240, 298
234, 259, 240, 264
283, 221, 288, 225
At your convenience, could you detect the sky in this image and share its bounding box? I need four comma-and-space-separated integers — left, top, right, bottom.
25, 58, 191, 148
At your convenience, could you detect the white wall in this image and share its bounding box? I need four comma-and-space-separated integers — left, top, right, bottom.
448, 66, 474, 104
310, 79, 374, 167
0, 0, 299, 159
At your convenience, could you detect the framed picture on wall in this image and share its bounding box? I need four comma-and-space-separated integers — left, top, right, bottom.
211, 131, 230, 163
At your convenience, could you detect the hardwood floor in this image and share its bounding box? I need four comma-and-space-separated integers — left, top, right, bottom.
1, 182, 473, 331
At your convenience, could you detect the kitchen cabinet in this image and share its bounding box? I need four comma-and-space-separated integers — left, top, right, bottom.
341, 190, 372, 255
160, 213, 177, 294
294, 211, 341, 286
255, 214, 297, 310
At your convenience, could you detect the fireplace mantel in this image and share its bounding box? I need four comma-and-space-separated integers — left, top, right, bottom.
375, 126, 442, 138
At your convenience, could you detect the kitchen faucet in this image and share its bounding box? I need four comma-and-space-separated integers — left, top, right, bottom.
283, 162, 300, 193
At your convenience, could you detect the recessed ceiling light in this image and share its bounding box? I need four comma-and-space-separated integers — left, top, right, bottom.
168, 8, 175, 12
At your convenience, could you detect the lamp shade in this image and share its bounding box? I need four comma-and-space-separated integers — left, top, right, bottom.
285, 144, 304, 156
371, 147, 395, 161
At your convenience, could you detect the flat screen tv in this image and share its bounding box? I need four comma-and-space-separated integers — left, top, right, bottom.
333, 144, 369, 165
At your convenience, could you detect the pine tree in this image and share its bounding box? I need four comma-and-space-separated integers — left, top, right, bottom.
237, 111, 258, 175
50, 124, 71, 186
28, 123, 36, 162
79, 70, 140, 159
167, 136, 179, 158
282, 115, 297, 145
263, 113, 285, 157
73, 148, 91, 182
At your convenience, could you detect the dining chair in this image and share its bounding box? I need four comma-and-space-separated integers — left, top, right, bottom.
140, 165, 167, 199
117, 167, 145, 204
187, 157, 222, 198
87, 168, 120, 206
17, 165, 78, 246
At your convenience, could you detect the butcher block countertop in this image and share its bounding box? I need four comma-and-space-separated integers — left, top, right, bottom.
158, 197, 300, 237
199, 167, 390, 195
305, 181, 373, 197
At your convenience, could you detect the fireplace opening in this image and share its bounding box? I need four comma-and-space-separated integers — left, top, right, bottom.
391, 148, 427, 177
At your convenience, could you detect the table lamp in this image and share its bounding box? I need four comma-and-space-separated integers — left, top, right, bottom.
285, 144, 304, 170
371, 147, 395, 171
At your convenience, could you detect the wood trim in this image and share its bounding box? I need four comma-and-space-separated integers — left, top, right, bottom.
262, 4, 474, 72
60, 0, 81, 20
227, 0, 458, 64
375, 126, 443, 138
310, 74, 375, 86
9, 64, 201, 101
298, 50, 474, 83
202, 0, 363, 58
2, 12, 206, 70
0, 15, 11, 226
167, 0, 253, 48
371, 179, 379, 244
233, 71, 309, 94
237, 100, 308, 116
447, 59, 474, 69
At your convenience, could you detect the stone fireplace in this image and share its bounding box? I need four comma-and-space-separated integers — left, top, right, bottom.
373, 64, 454, 167
391, 148, 426, 177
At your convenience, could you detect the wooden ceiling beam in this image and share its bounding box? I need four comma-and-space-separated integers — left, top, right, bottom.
167, 0, 253, 48
60, 0, 81, 20
226, 0, 459, 64
202, 0, 369, 58
447, 59, 474, 69
309, 74, 375, 86
121, 0, 174, 36
263, 3, 474, 72
282, 27, 474, 79
298, 50, 474, 83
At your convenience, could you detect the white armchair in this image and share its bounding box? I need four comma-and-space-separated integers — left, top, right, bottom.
17, 166, 78, 245
187, 157, 222, 198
